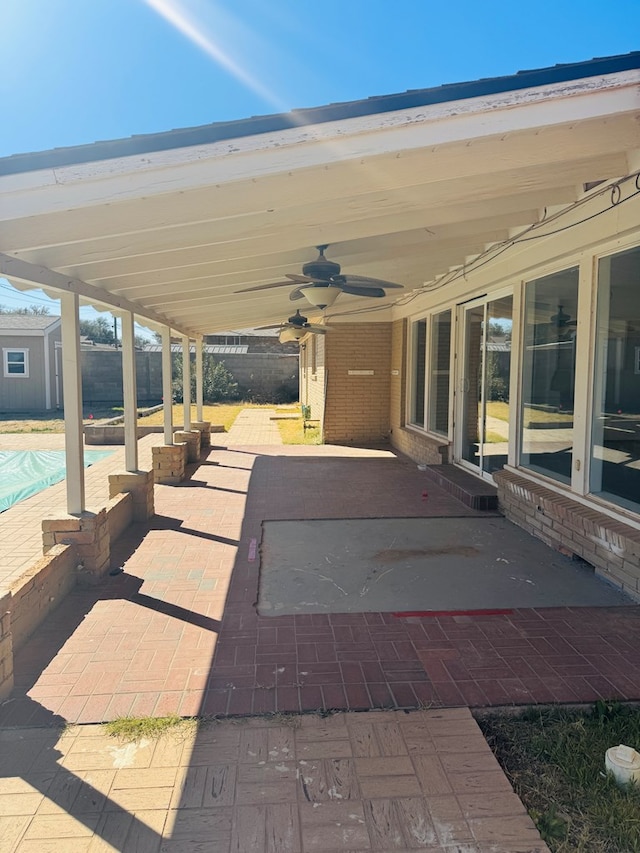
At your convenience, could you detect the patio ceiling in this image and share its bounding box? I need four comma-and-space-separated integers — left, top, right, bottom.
1, 57, 639, 336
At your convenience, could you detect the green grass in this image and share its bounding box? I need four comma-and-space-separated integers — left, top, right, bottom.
484, 429, 507, 443
137, 402, 302, 433
137, 402, 245, 432
1, 401, 316, 439
276, 417, 322, 444
0, 405, 133, 433
486, 401, 573, 425
104, 714, 194, 742
478, 702, 640, 852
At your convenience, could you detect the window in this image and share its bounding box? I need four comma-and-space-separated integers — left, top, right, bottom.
409, 311, 451, 434
520, 268, 579, 484
3, 348, 29, 378
410, 319, 427, 427
428, 310, 451, 435
590, 246, 640, 511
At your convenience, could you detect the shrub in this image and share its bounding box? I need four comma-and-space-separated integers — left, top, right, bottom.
172, 353, 240, 403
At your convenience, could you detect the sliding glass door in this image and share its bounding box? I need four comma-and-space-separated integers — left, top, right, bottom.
456, 294, 513, 477
590, 247, 640, 511
520, 268, 578, 485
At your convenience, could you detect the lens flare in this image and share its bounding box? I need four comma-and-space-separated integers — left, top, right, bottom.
142, 0, 288, 112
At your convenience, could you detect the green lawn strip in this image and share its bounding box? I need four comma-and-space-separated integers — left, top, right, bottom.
137, 401, 296, 432
0, 406, 133, 433
484, 429, 508, 443
104, 714, 195, 742
477, 702, 640, 852
276, 417, 321, 444
485, 401, 573, 425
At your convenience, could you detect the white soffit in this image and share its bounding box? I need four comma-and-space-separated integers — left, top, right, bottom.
0, 68, 638, 336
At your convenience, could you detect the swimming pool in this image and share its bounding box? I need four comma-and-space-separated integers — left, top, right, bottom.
0, 449, 113, 512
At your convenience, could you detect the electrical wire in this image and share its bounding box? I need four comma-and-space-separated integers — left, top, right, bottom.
0, 281, 155, 338
407, 171, 640, 296
325, 170, 640, 321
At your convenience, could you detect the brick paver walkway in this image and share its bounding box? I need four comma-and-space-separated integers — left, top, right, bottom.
222, 407, 282, 445
0, 709, 549, 852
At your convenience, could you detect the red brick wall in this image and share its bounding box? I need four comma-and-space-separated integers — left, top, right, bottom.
495, 469, 640, 602
322, 324, 392, 443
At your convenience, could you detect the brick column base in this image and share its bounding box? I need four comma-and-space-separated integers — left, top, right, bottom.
108, 470, 155, 521
191, 420, 211, 448
0, 593, 13, 701
152, 443, 188, 485
174, 430, 201, 463
42, 510, 110, 585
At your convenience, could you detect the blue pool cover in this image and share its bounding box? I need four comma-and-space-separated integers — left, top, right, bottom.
0, 450, 113, 512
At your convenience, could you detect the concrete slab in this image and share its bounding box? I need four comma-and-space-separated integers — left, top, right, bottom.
258, 517, 632, 614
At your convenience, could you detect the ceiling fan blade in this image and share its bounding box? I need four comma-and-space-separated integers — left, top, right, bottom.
342, 275, 404, 289
255, 324, 285, 330
305, 324, 328, 334
285, 273, 314, 283
340, 283, 386, 298
234, 279, 297, 293
289, 286, 308, 301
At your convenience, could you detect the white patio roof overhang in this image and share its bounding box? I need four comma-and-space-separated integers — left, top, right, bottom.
1, 54, 639, 337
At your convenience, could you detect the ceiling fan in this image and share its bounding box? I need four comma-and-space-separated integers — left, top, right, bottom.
235, 244, 404, 308
257, 309, 329, 343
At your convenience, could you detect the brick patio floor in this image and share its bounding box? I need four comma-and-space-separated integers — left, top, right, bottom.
1, 411, 639, 728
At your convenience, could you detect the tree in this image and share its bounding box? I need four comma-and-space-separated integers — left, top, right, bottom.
80, 317, 114, 345
488, 320, 511, 340
0, 304, 51, 315
171, 352, 239, 403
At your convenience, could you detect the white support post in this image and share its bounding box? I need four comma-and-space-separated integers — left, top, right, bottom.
161, 326, 173, 445
196, 336, 204, 422
121, 311, 139, 472
572, 258, 597, 495
182, 335, 192, 432
60, 292, 85, 515
507, 281, 523, 468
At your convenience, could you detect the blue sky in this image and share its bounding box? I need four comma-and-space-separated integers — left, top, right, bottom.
2, 0, 637, 158
1, 0, 636, 325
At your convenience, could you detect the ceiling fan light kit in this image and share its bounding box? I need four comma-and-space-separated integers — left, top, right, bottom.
279, 326, 306, 343
258, 308, 330, 344
299, 284, 342, 308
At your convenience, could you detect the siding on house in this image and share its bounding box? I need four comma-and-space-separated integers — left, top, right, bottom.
0, 318, 62, 412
